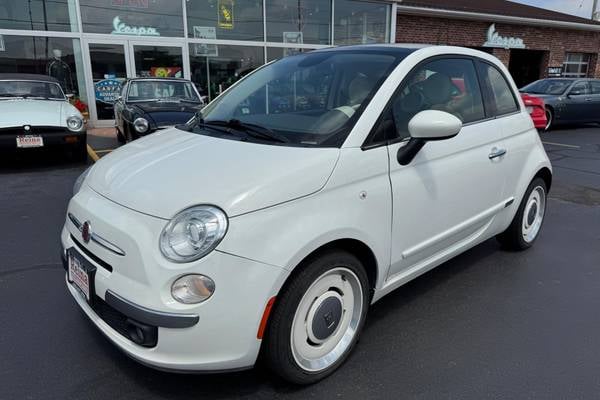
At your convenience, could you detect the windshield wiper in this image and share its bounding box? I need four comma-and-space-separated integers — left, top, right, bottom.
205, 119, 289, 143
0, 94, 22, 98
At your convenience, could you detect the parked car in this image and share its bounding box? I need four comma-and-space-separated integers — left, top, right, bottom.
0, 73, 86, 160
520, 78, 600, 130
520, 93, 548, 130
63, 45, 551, 384
114, 77, 204, 143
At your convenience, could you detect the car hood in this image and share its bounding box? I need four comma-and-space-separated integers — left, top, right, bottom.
87, 128, 340, 219
131, 101, 200, 127
0, 99, 64, 127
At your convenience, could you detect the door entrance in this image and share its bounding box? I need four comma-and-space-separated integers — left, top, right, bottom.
84, 39, 186, 127
509, 49, 545, 88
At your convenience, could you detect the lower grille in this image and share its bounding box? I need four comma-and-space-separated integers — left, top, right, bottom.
91, 295, 158, 348
0, 126, 67, 135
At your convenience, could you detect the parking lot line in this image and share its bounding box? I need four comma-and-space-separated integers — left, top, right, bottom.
86, 144, 100, 162
542, 141, 581, 149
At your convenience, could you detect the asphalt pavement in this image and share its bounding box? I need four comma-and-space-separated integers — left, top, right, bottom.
1, 126, 599, 400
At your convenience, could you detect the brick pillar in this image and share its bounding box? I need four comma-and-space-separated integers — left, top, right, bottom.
588, 54, 599, 78
540, 51, 550, 79
492, 48, 511, 68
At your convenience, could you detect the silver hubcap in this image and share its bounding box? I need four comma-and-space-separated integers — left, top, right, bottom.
522, 186, 546, 243
290, 267, 363, 372
545, 110, 552, 130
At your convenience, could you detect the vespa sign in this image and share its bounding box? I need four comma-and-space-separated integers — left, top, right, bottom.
111, 16, 160, 36
483, 24, 525, 49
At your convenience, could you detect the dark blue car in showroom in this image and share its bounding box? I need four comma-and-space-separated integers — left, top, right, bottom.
114, 78, 204, 143
520, 78, 600, 130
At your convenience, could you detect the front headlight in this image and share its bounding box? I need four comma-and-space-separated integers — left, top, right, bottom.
159, 205, 228, 263
73, 166, 92, 195
134, 117, 149, 133
67, 115, 84, 132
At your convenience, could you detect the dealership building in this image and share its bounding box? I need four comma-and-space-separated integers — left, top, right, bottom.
1, 0, 599, 127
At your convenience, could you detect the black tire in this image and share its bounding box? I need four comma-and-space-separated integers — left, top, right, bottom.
544, 108, 553, 131
497, 177, 547, 251
263, 250, 370, 385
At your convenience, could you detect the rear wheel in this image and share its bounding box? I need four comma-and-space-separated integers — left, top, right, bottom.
497, 178, 547, 250
544, 108, 553, 131
264, 250, 370, 384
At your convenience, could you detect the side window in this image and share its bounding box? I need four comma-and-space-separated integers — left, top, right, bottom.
569, 81, 590, 95
387, 58, 486, 141
479, 63, 518, 116
590, 81, 600, 95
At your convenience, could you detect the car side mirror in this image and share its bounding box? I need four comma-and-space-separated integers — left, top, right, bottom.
568, 89, 584, 97
116, 95, 123, 102
66, 93, 74, 99
397, 110, 462, 166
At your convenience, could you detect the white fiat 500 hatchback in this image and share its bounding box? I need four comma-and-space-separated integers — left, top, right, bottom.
63, 45, 551, 384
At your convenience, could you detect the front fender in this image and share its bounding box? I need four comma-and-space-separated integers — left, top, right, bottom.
216, 147, 392, 290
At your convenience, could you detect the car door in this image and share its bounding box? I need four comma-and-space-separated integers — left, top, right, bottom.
383, 57, 509, 278
587, 80, 600, 122
561, 80, 591, 123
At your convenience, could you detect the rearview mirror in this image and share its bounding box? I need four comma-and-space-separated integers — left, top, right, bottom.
397, 110, 462, 166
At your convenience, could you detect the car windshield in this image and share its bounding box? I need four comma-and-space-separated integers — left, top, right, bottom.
521, 79, 574, 95
0, 80, 65, 100
193, 50, 405, 147
127, 80, 201, 102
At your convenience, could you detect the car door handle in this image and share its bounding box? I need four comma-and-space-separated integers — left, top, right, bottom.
489, 147, 507, 160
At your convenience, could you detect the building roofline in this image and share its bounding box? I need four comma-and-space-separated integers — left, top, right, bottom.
396, 4, 600, 32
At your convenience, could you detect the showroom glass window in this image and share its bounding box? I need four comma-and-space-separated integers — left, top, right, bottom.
189, 44, 263, 102
334, 0, 390, 45
0, 35, 86, 98
0, 0, 78, 31
265, 0, 331, 45
79, 0, 184, 37
563, 53, 591, 78
187, 0, 263, 41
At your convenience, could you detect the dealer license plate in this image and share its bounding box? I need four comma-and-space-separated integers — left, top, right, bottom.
16, 135, 44, 148
67, 248, 96, 303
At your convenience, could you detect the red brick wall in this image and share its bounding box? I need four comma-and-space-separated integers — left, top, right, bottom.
396, 14, 600, 78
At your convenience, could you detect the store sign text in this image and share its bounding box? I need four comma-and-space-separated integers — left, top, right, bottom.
483, 24, 525, 49
111, 16, 160, 36
111, 0, 149, 8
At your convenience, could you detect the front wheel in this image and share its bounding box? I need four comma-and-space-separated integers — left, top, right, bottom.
497, 178, 547, 250
264, 250, 370, 384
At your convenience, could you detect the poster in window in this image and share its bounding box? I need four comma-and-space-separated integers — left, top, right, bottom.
218, 0, 234, 29
193, 26, 218, 57
283, 32, 303, 57
547, 66, 563, 78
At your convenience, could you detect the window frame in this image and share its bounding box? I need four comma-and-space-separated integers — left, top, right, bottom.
567, 80, 591, 96
362, 54, 492, 150
475, 59, 521, 119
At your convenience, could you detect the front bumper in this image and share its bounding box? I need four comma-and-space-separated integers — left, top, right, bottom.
62, 185, 287, 372
0, 126, 86, 150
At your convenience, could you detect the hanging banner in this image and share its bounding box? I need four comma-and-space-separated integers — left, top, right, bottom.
193, 26, 218, 57
218, 0, 234, 29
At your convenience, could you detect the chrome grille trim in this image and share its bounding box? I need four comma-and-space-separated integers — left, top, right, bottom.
68, 212, 126, 256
